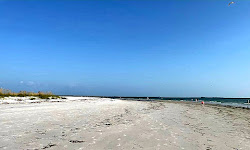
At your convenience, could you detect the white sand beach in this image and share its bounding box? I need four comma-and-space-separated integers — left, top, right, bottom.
0, 97, 249, 150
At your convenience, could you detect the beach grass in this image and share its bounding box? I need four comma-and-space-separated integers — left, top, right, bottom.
0, 88, 59, 99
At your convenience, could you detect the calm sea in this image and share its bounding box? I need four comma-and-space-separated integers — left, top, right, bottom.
112, 97, 250, 108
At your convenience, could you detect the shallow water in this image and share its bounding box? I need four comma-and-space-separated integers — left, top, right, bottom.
114, 97, 250, 108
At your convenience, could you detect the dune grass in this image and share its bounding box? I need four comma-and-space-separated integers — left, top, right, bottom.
0, 88, 59, 99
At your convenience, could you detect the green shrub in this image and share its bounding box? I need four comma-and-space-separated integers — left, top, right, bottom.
38, 95, 50, 99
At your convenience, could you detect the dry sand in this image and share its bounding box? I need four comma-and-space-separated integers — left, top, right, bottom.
0, 97, 249, 150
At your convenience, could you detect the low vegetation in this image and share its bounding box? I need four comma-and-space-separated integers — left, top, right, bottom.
0, 88, 59, 99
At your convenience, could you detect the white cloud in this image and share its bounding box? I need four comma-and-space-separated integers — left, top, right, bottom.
20, 81, 24, 84
27, 81, 35, 86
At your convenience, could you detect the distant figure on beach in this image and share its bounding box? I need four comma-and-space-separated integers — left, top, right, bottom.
246, 100, 250, 104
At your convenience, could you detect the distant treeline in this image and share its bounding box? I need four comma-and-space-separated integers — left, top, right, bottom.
0, 88, 59, 99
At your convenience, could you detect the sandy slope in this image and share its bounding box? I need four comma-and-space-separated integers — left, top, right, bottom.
0, 97, 249, 150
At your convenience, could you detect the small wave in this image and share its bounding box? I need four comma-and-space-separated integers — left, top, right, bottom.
207, 101, 250, 109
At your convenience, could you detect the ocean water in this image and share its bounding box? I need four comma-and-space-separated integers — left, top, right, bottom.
114, 97, 250, 109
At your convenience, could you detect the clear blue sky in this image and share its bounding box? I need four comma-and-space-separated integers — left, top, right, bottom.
1, 0, 250, 97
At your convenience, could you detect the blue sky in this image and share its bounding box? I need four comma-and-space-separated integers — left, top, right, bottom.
0, 0, 250, 97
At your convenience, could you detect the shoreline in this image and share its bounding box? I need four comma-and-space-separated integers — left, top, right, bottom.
121, 98, 250, 110
1, 96, 250, 109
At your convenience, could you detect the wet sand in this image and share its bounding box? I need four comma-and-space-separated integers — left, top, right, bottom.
0, 97, 249, 150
